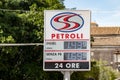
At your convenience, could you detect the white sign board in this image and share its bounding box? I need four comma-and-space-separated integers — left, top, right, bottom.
43, 10, 91, 71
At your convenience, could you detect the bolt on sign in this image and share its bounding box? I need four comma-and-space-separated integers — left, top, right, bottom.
43, 10, 91, 71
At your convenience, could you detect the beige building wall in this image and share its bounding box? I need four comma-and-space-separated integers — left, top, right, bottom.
91, 22, 120, 68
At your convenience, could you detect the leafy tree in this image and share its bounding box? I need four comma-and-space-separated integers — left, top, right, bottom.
0, 0, 64, 80
71, 61, 117, 80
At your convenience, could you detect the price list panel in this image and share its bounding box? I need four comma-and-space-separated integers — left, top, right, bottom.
44, 40, 90, 71
45, 41, 88, 50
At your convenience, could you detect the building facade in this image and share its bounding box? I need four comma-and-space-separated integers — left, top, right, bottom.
91, 22, 120, 68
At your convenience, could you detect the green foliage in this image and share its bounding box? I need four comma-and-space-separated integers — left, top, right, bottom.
71, 61, 99, 80
98, 61, 116, 80
0, 0, 65, 80
71, 61, 117, 80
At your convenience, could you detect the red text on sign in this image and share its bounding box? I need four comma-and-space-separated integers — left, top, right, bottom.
51, 33, 83, 39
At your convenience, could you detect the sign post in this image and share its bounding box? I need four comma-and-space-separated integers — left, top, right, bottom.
43, 10, 91, 80
64, 71, 70, 80
61, 71, 73, 80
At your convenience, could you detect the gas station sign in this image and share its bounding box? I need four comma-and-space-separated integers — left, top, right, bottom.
43, 10, 91, 71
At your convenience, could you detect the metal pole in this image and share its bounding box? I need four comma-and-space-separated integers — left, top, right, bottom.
61, 71, 73, 80
0, 43, 43, 46
64, 71, 70, 80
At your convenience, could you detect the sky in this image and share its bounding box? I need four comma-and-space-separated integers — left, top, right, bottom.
64, 0, 120, 26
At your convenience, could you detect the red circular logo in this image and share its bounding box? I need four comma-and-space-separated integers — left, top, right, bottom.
50, 12, 84, 32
